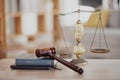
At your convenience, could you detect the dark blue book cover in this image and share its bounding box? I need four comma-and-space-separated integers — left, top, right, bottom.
15, 54, 54, 67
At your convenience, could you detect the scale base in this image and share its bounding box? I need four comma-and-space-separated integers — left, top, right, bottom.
70, 58, 87, 66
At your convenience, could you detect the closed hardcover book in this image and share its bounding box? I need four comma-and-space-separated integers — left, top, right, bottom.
15, 54, 54, 67
10, 65, 51, 70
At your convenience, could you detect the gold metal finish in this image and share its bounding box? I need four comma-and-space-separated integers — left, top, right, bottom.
71, 8, 86, 65
57, 8, 110, 66
91, 49, 110, 53
90, 12, 110, 54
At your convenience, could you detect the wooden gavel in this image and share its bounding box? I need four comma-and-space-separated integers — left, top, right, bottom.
35, 47, 84, 74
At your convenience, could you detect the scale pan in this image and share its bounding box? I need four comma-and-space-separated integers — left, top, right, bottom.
91, 49, 110, 53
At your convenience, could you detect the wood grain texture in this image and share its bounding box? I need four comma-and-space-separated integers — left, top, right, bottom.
0, 59, 120, 80
0, 0, 6, 47
53, 0, 59, 10
38, 13, 46, 33
0, 0, 6, 59
14, 13, 22, 35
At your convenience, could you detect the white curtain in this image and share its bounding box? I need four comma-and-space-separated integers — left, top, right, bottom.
20, 0, 39, 13
21, 13, 38, 35
20, 0, 39, 35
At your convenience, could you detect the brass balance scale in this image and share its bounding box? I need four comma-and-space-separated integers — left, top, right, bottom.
55, 8, 110, 65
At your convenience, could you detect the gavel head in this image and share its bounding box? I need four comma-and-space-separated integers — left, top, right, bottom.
35, 47, 56, 57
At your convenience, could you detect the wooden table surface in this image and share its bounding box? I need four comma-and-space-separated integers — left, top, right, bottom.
0, 59, 120, 80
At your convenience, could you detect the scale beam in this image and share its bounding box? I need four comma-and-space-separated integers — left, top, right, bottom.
59, 9, 101, 16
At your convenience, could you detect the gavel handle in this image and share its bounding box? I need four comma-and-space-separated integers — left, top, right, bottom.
48, 53, 83, 74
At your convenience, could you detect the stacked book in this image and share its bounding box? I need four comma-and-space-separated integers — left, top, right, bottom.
10, 54, 54, 70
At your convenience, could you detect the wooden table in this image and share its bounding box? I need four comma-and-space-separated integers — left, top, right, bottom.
0, 59, 120, 80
